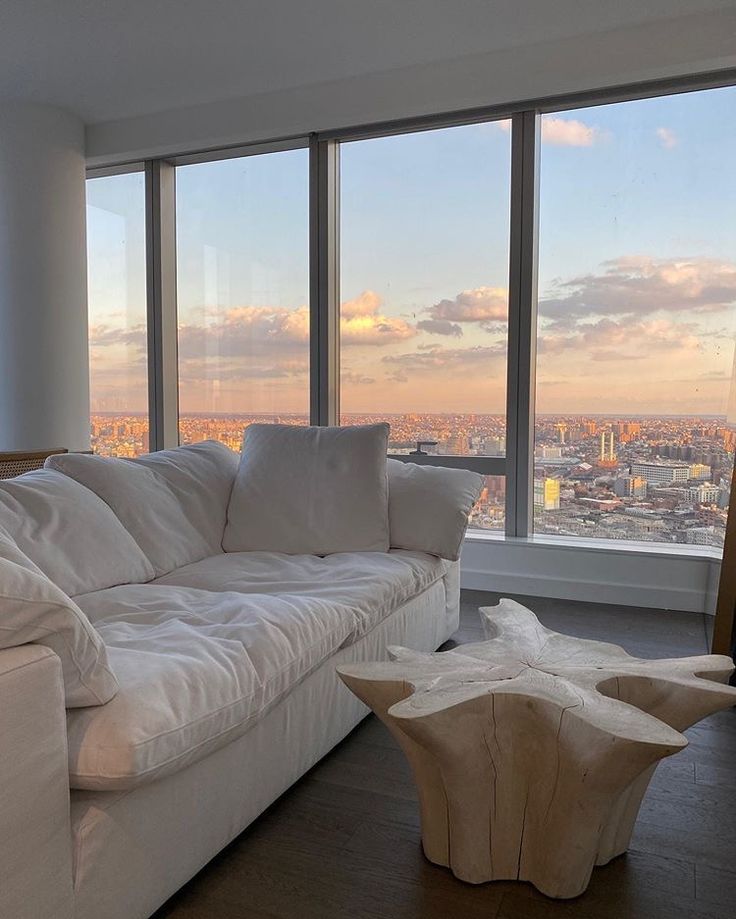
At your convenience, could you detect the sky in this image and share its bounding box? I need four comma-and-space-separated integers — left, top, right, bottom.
86, 84, 736, 418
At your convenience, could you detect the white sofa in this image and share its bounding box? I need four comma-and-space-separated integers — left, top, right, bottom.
0, 437, 480, 919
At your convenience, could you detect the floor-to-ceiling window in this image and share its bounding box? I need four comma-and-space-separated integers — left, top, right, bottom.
533, 87, 736, 548
174, 147, 310, 450
86, 170, 149, 456
85, 79, 736, 560
339, 121, 512, 529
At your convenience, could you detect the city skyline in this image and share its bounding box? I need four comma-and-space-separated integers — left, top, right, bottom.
90, 409, 733, 551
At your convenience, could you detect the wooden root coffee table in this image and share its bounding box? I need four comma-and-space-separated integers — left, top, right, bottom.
337, 599, 736, 899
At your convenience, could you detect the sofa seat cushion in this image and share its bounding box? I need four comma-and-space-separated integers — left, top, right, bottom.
68, 584, 359, 790
152, 549, 449, 642
68, 550, 448, 790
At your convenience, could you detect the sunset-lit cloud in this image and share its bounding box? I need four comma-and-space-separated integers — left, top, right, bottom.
540, 316, 701, 361
427, 286, 507, 324
340, 290, 416, 345
416, 318, 463, 336
341, 290, 383, 318
382, 342, 506, 381
540, 256, 736, 322
497, 117, 603, 147
542, 117, 602, 147
341, 370, 376, 385
89, 323, 147, 349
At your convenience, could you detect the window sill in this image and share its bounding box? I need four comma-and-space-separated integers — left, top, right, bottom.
465, 529, 722, 563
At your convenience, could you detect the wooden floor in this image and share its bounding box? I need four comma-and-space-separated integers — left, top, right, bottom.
154, 591, 736, 919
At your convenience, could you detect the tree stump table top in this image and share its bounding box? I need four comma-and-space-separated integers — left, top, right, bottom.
337, 599, 736, 899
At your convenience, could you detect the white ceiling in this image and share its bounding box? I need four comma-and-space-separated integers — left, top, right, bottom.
0, 0, 734, 124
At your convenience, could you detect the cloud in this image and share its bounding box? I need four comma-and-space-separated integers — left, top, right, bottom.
540, 256, 736, 322
497, 117, 603, 147
177, 294, 415, 357
340, 290, 416, 345
89, 323, 147, 349
179, 358, 309, 384
342, 371, 376, 385
341, 290, 383, 319
417, 318, 463, 337
494, 115, 606, 147
427, 287, 507, 324
539, 316, 702, 360
382, 342, 506, 380
178, 306, 310, 361
542, 117, 602, 147
656, 127, 678, 149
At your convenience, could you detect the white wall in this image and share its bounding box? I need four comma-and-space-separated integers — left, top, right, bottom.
0, 102, 90, 452
86, 6, 736, 165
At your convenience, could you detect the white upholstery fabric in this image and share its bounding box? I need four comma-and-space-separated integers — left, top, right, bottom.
47, 441, 239, 577
0, 646, 74, 919
0, 532, 118, 706
69, 549, 448, 789
70, 578, 458, 919
387, 458, 484, 560
223, 423, 390, 555
152, 548, 449, 640
0, 469, 154, 595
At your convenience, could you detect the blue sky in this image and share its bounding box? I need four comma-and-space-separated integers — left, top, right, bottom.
87, 84, 736, 417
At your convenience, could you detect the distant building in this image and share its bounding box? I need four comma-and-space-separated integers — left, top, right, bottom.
685, 526, 716, 546
688, 484, 721, 504
443, 434, 467, 455
536, 446, 562, 460
630, 462, 690, 485
482, 437, 505, 456
688, 463, 711, 481
614, 475, 647, 498
534, 478, 560, 511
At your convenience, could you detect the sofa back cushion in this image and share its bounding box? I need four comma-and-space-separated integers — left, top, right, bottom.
48, 441, 239, 577
387, 459, 484, 561
0, 530, 118, 706
223, 423, 390, 555
0, 469, 154, 595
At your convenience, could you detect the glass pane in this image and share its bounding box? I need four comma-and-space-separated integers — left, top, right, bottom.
339, 122, 511, 530
86, 172, 148, 456
534, 88, 736, 549
176, 149, 309, 449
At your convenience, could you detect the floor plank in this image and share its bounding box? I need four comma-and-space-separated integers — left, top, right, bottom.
153, 590, 736, 919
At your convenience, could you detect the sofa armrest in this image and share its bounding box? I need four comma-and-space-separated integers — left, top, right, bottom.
0, 646, 74, 919
387, 459, 484, 561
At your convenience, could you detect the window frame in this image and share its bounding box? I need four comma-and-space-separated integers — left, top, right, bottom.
86, 66, 736, 551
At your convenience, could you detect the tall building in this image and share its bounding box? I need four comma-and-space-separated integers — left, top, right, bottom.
534, 478, 561, 511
